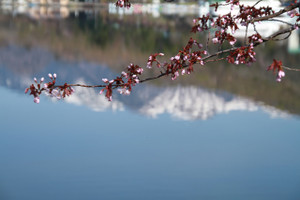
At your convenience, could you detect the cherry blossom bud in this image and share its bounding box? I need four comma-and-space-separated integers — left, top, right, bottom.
203, 50, 207, 55
278, 70, 285, 78
99, 89, 105, 94
147, 62, 152, 68
109, 80, 114, 84
34, 96, 40, 104
172, 71, 179, 81
53, 73, 57, 79
44, 83, 48, 88
229, 39, 236, 46
175, 55, 180, 60
102, 78, 108, 83
158, 53, 164, 56
137, 68, 143, 74
48, 73, 53, 79
181, 69, 186, 75
118, 88, 131, 95
193, 19, 197, 24
212, 38, 218, 44
25, 88, 29, 94
40, 77, 44, 82
122, 71, 128, 78
34, 77, 37, 83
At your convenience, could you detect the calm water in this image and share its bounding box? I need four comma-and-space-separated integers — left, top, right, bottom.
1, 1, 300, 200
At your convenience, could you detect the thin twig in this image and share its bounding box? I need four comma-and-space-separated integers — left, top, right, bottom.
250, 2, 300, 23
282, 66, 300, 71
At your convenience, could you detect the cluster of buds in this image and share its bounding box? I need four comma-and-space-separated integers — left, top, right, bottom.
146, 38, 206, 81
25, 73, 75, 103
147, 53, 164, 68
100, 63, 144, 101
191, 14, 213, 33
227, 43, 256, 65
212, 30, 237, 46
115, 0, 131, 8
248, 33, 263, 44
267, 59, 285, 82
25, 77, 45, 104
238, 4, 274, 25
212, 13, 239, 34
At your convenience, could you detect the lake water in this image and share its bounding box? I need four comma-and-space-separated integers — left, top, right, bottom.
0, 1, 300, 200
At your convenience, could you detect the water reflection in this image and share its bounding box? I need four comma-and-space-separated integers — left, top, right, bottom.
0, 44, 292, 120
0, 1, 300, 119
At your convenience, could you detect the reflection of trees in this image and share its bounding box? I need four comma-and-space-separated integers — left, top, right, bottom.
70, 11, 192, 53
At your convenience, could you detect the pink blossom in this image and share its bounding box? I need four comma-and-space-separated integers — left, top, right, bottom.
288, 9, 297, 18
136, 68, 143, 74
147, 62, 152, 68
278, 70, 285, 78
175, 55, 180, 60
34, 96, 40, 104
181, 69, 186, 75
102, 78, 108, 83
171, 71, 179, 80
122, 71, 128, 78
99, 88, 105, 94
229, 39, 236, 46
118, 88, 131, 95
25, 88, 29, 94
212, 38, 218, 44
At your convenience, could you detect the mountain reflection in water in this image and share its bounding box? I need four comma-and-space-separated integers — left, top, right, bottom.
0, 44, 292, 121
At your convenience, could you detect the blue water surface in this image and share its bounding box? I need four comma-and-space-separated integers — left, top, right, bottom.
1, 86, 300, 200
